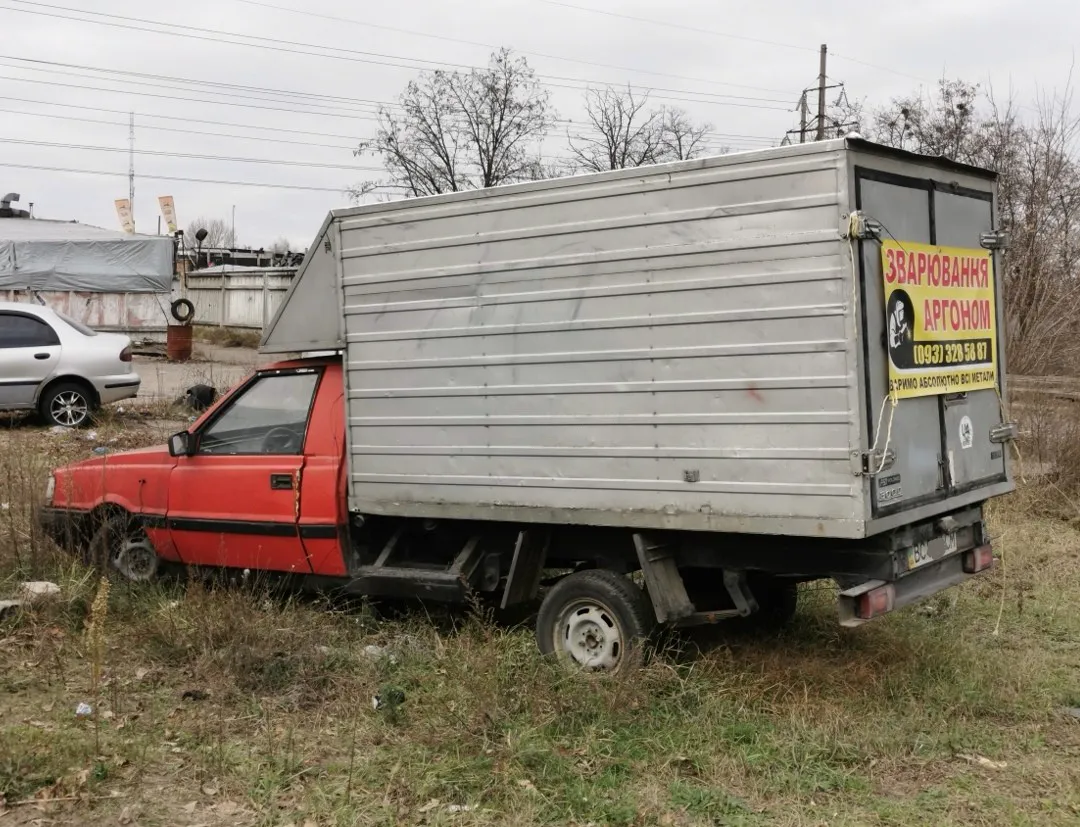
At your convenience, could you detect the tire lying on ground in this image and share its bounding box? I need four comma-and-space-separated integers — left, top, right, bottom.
536, 569, 656, 673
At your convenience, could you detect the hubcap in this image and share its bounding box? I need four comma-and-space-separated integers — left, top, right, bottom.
112, 539, 158, 582
51, 391, 88, 427
556, 599, 623, 671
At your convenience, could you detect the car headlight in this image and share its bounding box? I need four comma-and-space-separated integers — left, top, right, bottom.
45, 475, 56, 505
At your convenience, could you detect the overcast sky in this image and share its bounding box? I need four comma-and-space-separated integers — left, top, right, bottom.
0, 0, 1075, 251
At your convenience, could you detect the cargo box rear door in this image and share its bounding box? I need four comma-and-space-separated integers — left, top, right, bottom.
856, 169, 1006, 518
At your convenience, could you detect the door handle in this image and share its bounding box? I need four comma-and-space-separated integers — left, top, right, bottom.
34, 353, 50, 360
270, 473, 294, 490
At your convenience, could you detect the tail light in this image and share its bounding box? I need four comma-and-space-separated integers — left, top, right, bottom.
120, 345, 132, 363
856, 584, 895, 620
963, 544, 994, 573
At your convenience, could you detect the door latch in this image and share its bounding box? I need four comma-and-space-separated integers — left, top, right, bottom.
270, 473, 294, 490
989, 422, 1018, 444
856, 449, 896, 475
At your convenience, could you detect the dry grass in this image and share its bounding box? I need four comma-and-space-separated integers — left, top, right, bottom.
2, 417, 1079, 825
194, 325, 263, 350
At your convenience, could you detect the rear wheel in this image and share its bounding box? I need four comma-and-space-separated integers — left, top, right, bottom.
87, 513, 159, 583
40, 381, 95, 428
536, 569, 655, 673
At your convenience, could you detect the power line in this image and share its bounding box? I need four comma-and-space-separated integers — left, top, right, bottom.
228, 0, 792, 96
535, 0, 930, 83
0, 161, 359, 193
1, 57, 789, 142
0, 95, 371, 141
536, 0, 817, 53
0, 75, 384, 123
0, 92, 779, 153
0, 56, 396, 115
0, 64, 389, 121
0, 136, 381, 171
0, 106, 356, 150
0, 1, 792, 110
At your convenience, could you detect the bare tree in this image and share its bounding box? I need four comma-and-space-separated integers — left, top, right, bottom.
660, 107, 713, 161
568, 87, 715, 172
185, 216, 232, 248
355, 49, 554, 198
569, 86, 665, 172
867, 76, 1080, 375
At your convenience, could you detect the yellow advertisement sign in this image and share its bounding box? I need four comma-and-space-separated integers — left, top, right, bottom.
114, 198, 134, 234
158, 195, 177, 234
881, 240, 997, 399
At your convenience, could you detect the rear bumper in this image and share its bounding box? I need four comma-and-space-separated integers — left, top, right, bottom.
837, 546, 993, 626
94, 374, 141, 405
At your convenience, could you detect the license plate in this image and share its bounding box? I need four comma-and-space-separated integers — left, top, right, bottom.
906, 532, 958, 571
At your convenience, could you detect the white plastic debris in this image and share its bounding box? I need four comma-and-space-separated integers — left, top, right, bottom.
16, 581, 61, 604
0, 502, 8, 510
446, 804, 475, 813
85, 430, 98, 441
49, 425, 69, 434
75, 702, 93, 719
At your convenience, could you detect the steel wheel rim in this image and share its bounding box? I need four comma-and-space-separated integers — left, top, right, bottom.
51, 391, 88, 426
555, 598, 624, 671
114, 539, 158, 582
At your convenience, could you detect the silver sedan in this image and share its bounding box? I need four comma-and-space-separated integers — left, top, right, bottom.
0, 301, 141, 427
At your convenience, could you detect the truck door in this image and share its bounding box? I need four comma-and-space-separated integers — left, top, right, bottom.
167, 368, 322, 573
857, 171, 1006, 516
933, 190, 1008, 492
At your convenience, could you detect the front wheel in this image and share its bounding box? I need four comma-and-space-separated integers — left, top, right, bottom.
87, 513, 160, 583
40, 382, 95, 428
536, 569, 655, 673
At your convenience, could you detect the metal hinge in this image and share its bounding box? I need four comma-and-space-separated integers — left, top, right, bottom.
855, 449, 896, 475
989, 422, 1018, 444
980, 230, 1010, 251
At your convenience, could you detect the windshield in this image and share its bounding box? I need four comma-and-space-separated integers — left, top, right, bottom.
56, 312, 98, 337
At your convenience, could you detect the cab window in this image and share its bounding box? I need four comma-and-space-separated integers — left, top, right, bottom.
198, 371, 320, 455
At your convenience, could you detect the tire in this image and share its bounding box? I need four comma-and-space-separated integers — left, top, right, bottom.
87, 513, 160, 583
536, 569, 655, 673
170, 298, 195, 324
40, 381, 95, 428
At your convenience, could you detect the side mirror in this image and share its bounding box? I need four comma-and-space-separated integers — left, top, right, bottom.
168, 431, 195, 457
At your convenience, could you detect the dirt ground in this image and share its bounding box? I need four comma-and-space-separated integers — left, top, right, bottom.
0, 370, 1078, 826
133, 344, 260, 403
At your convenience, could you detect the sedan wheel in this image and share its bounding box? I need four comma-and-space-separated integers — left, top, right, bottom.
41, 383, 93, 428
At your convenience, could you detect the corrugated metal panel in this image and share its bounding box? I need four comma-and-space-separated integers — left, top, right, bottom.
185, 270, 295, 329
339, 144, 864, 536
0, 288, 170, 340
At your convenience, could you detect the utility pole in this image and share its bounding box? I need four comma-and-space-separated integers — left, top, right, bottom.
815, 44, 828, 141
231, 204, 236, 248
128, 112, 136, 231
799, 91, 809, 143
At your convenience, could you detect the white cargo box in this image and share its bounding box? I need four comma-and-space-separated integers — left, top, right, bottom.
263, 137, 1014, 539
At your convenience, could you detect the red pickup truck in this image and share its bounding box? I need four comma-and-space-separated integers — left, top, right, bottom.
42, 357, 352, 583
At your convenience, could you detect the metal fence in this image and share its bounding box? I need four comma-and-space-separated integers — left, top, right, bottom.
181, 268, 296, 330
